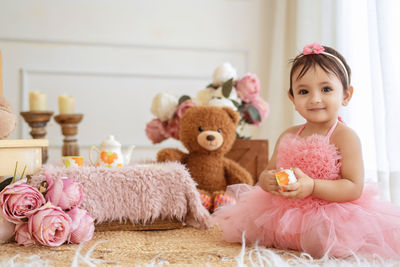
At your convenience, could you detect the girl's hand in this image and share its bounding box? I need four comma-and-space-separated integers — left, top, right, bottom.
258, 169, 280, 195
279, 168, 314, 199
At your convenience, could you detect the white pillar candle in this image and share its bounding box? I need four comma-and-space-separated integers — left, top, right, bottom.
58, 95, 75, 114
29, 91, 47, 111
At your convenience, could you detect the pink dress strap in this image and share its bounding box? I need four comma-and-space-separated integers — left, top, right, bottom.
295, 124, 306, 137
296, 120, 339, 140
325, 120, 339, 140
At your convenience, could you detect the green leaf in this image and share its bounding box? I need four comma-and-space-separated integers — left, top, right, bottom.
0, 177, 13, 192
247, 105, 261, 122
19, 165, 27, 182
236, 132, 251, 139
222, 78, 233, 98
231, 99, 240, 108
12, 161, 18, 184
178, 95, 191, 105
206, 83, 218, 89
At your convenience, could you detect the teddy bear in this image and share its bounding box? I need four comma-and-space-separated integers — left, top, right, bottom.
157, 106, 254, 211
0, 95, 17, 139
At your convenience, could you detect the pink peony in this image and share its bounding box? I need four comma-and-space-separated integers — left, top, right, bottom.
145, 118, 170, 144
45, 176, 83, 211
0, 179, 46, 224
235, 73, 260, 102
166, 114, 180, 140
67, 207, 94, 244
15, 223, 36, 246
244, 96, 270, 126
27, 203, 72, 247
176, 100, 196, 118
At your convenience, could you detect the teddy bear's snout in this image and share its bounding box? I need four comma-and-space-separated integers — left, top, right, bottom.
206, 135, 215, 141
197, 131, 223, 151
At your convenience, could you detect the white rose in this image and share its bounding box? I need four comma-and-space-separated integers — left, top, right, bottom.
208, 98, 238, 111
212, 62, 237, 86
194, 88, 214, 105
150, 92, 178, 121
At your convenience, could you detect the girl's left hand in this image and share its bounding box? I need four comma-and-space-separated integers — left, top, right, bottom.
279, 168, 314, 199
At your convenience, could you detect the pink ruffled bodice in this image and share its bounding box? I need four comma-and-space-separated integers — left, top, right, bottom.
276, 133, 341, 181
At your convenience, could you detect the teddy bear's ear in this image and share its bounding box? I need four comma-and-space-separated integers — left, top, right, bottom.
222, 107, 240, 125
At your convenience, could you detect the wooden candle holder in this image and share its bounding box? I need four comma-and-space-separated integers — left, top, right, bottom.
54, 114, 83, 156
20, 111, 54, 164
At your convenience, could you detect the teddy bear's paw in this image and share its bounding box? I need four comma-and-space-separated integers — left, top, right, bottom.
199, 194, 213, 211
213, 193, 236, 211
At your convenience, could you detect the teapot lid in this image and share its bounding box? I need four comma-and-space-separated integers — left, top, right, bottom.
101, 135, 121, 148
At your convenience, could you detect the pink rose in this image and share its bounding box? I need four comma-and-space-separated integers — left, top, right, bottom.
244, 97, 270, 126
145, 118, 170, 144
15, 223, 36, 246
45, 176, 83, 211
27, 203, 71, 247
67, 208, 94, 244
166, 114, 180, 140
0, 213, 15, 243
165, 100, 196, 140
0, 179, 45, 224
235, 73, 260, 102
176, 100, 196, 118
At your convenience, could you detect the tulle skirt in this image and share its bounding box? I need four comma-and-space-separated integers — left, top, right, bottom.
211, 184, 400, 259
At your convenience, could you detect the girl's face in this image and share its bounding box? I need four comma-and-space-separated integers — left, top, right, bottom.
289, 65, 352, 124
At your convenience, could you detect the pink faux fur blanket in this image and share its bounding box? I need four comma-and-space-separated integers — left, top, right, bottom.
30, 162, 211, 229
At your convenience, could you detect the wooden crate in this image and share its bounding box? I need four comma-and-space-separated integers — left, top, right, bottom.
0, 139, 48, 178
95, 218, 184, 231
226, 139, 269, 183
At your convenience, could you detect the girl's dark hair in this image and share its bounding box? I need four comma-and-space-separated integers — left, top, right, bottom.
289, 46, 351, 96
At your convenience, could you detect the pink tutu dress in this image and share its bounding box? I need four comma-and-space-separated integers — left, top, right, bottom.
212, 121, 400, 258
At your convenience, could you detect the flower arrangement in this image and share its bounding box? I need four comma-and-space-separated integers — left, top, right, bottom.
0, 165, 94, 246
145, 62, 269, 143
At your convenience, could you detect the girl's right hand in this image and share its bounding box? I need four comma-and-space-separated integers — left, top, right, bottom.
258, 169, 280, 194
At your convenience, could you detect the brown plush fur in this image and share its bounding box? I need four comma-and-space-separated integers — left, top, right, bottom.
157, 106, 254, 201
0, 96, 17, 139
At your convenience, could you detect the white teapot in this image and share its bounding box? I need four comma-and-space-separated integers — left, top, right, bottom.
89, 135, 135, 167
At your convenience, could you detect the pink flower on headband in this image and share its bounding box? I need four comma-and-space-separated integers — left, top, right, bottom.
303, 42, 325, 55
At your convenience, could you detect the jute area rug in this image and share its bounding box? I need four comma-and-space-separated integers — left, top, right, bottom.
0, 225, 295, 266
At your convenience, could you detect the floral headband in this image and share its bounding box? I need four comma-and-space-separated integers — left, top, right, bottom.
301, 42, 349, 84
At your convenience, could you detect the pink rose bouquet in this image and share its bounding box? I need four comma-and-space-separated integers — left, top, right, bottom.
145, 63, 269, 141
67, 207, 95, 244
45, 176, 83, 211
0, 179, 45, 223
0, 172, 95, 247
15, 223, 36, 246
0, 213, 15, 243
27, 203, 72, 247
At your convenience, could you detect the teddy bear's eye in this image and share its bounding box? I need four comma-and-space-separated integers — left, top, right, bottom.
198, 126, 203, 132
217, 129, 222, 133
